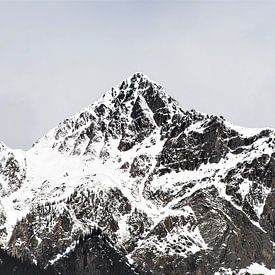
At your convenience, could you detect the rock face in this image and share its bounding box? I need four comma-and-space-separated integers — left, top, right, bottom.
0, 143, 26, 197
0, 73, 275, 274
53, 228, 150, 275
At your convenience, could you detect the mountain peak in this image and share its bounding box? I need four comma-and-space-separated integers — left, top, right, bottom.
126, 72, 153, 83
32, 73, 179, 152
97, 72, 176, 114
118, 72, 159, 92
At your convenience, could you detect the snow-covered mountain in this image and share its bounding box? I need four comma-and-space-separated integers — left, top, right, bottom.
1, 73, 275, 274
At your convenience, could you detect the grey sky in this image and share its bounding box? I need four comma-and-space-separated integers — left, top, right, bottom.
0, 1, 275, 149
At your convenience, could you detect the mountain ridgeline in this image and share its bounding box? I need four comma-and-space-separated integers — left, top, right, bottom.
0, 73, 275, 274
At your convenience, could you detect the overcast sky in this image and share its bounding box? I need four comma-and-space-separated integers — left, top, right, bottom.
0, 1, 275, 150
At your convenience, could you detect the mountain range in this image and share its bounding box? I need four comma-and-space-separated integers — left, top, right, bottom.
0, 73, 275, 275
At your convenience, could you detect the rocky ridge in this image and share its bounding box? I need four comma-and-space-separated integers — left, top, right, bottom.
0, 73, 275, 274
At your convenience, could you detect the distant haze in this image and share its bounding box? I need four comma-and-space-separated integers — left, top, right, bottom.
0, 1, 275, 150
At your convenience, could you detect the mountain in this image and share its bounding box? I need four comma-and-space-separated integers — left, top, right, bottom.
0, 73, 275, 274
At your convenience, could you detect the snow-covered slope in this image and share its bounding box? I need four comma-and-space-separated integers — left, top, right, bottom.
1, 73, 275, 274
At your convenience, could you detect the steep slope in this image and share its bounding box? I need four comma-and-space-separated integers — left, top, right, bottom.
53, 227, 150, 275
0, 73, 275, 274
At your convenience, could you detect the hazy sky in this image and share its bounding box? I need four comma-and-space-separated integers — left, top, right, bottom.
0, 1, 275, 149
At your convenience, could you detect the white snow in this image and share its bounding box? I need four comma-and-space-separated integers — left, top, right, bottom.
224, 120, 272, 138
215, 263, 275, 275
49, 241, 77, 265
